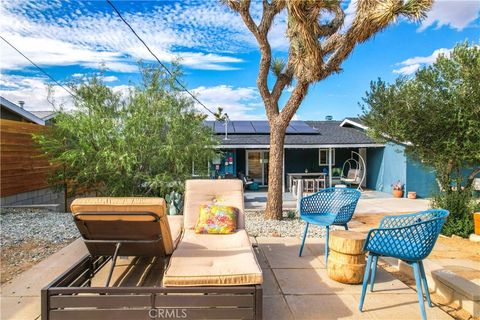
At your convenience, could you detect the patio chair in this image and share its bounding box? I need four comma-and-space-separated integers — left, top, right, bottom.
42, 181, 263, 320
69, 197, 183, 286
358, 209, 449, 320
298, 187, 361, 264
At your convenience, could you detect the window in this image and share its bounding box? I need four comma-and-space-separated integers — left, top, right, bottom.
319, 148, 335, 165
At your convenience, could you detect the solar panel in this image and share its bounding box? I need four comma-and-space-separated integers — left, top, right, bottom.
289, 121, 318, 134
213, 121, 234, 134
251, 121, 270, 133
232, 121, 255, 134
286, 124, 297, 133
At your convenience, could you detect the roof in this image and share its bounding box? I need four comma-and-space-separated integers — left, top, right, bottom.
0, 96, 45, 125
339, 117, 367, 130
212, 119, 380, 147
30, 110, 56, 121
205, 120, 318, 134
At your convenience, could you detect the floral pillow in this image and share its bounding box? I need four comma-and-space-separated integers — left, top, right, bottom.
194, 204, 238, 234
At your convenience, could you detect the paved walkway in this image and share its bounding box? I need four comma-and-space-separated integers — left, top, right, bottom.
245, 190, 430, 213
255, 237, 451, 320
1, 236, 452, 320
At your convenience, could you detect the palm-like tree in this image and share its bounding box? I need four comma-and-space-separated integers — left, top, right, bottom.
223, 0, 433, 220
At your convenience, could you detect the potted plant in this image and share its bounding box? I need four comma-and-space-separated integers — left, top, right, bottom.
391, 181, 404, 198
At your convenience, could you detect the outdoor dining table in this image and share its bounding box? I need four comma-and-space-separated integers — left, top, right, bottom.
288, 172, 327, 192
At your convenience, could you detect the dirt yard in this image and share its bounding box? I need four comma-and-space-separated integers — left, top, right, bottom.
1, 240, 74, 284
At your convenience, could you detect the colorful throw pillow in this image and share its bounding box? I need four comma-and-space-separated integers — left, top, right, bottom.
195, 204, 238, 234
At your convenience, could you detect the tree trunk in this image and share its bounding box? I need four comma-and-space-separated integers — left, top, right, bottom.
265, 122, 287, 220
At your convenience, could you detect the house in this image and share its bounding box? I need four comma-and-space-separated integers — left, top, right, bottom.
1, 96, 46, 124
205, 118, 439, 198
0, 96, 64, 210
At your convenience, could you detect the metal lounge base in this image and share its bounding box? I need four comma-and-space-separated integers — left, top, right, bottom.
42, 255, 263, 320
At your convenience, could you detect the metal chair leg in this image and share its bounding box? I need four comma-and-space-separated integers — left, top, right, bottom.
324, 226, 330, 265
105, 242, 121, 287
359, 254, 373, 311
299, 222, 309, 257
344, 224, 349, 230
419, 260, 432, 307
413, 261, 428, 320
370, 255, 378, 292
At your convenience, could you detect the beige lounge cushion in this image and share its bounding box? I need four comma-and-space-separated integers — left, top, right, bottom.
163, 248, 263, 286
178, 229, 251, 250
167, 215, 183, 250
184, 179, 244, 230
163, 229, 262, 286
71, 197, 176, 255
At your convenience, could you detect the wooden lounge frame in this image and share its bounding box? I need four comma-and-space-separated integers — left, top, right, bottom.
41, 210, 263, 320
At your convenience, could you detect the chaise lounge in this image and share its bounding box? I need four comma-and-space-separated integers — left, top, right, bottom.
42, 179, 263, 320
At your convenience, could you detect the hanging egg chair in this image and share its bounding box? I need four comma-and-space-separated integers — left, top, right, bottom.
340, 151, 366, 191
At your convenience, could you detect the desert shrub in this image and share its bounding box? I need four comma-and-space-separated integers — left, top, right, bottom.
34, 65, 217, 197
432, 189, 476, 237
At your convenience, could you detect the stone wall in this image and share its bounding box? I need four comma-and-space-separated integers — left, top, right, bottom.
0, 187, 65, 212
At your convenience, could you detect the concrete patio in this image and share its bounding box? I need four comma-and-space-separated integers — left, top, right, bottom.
245, 190, 431, 213
1, 236, 453, 320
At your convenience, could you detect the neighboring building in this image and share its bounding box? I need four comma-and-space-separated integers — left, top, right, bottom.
206, 118, 440, 198
1, 96, 46, 124
0, 96, 64, 210
30, 110, 56, 125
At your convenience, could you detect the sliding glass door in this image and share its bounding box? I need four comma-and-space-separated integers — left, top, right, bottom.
246, 150, 269, 186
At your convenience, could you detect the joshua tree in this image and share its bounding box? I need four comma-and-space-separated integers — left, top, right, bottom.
223, 0, 433, 220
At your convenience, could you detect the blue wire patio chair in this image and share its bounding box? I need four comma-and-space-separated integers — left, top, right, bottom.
358, 209, 449, 320
298, 187, 361, 264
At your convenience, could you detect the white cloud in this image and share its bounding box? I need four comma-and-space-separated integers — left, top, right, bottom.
102, 75, 118, 82
342, 0, 357, 32
393, 48, 451, 75
0, 75, 264, 120
418, 1, 480, 31
0, 74, 131, 111
0, 1, 246, 73
0, 74, 72, 111
191, 85, 265, 120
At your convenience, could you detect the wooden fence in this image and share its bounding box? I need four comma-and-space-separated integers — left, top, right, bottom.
1, 119, 53, 197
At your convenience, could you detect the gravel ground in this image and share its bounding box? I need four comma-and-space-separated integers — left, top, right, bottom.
0, 207, 324, 283
0, 208, 325, 246
0, 208, 79, 246
1, 208, 80, 283
245, 209, 327, 238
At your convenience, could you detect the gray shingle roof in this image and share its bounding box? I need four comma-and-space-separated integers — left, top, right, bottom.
30, 110, 55, 120
214, 119, 378, 146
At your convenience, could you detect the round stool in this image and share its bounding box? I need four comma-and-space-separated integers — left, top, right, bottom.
327, 230, 366, 284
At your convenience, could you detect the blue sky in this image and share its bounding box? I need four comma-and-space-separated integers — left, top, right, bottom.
1, 0, 479, 120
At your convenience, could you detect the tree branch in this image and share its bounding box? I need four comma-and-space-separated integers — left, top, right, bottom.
278, 79, 309, 124
323, 0, 432, 76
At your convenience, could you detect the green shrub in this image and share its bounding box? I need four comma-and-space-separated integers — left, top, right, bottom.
432, 189, 475, 237
34, 64, 218, 198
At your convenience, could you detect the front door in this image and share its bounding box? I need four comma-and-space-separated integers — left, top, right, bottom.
247, 150, 269, 186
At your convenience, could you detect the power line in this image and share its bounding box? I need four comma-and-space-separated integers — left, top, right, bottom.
106, 0, 217, 117
0, 35, 77, 98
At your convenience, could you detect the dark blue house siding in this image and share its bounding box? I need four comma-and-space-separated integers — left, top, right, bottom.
284, 148, 359, 177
